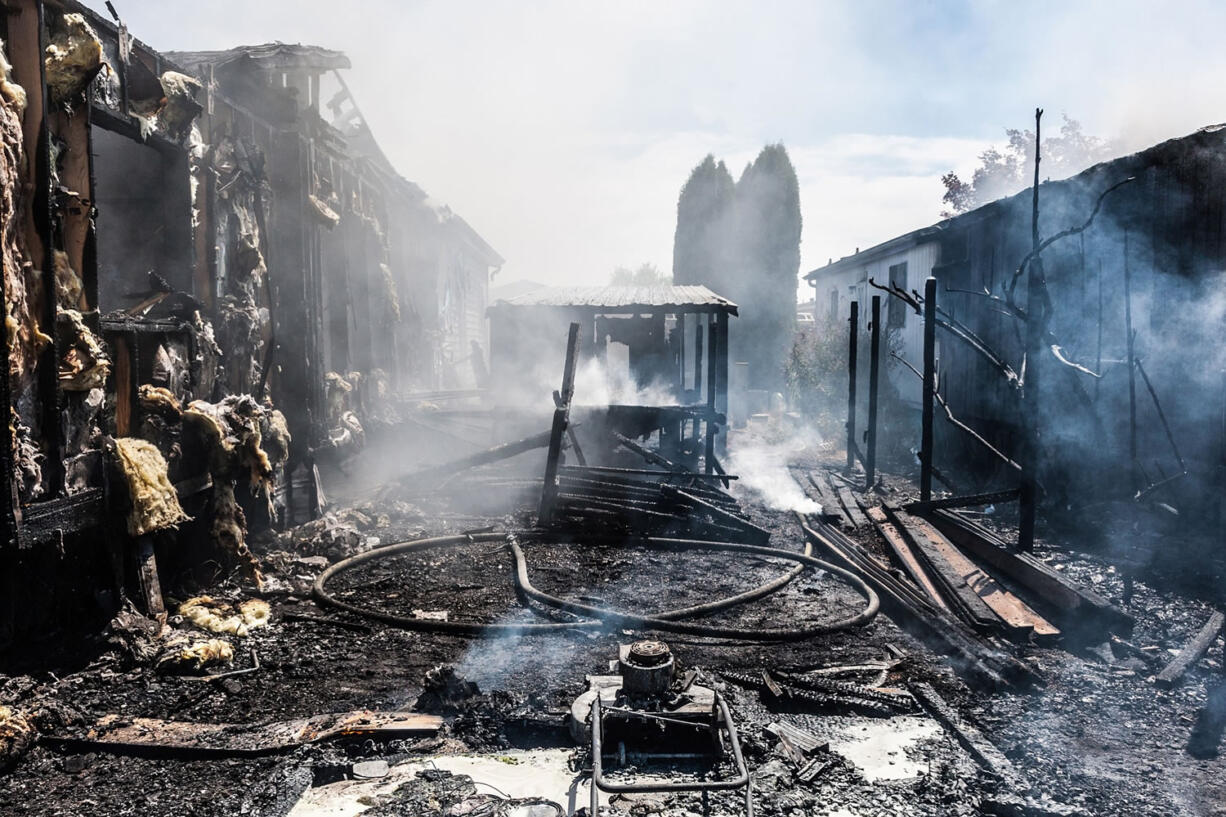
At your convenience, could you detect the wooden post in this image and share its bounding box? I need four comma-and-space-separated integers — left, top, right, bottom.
134, 535, 166, 617
920, 279, 937, 503
846, 300, 859, 471
1124, 230, 1138, 488
1018, 108, 1044, 553
705, 313, 718, 474
866, 295, 881, 488
715, 310, 729, 456
693, 317, 704, 398
538, 322, 581, 522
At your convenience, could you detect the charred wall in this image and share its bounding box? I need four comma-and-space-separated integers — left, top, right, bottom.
923, 126, 1226, 530
0, 1, 501, 642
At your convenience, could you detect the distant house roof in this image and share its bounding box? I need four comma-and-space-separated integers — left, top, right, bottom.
166, 43, 351, 73
804, 224, 944, 282
489, 285, 737, 315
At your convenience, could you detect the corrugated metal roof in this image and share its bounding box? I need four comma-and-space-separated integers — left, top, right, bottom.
166, 44, 352, 72
490, 285, 737, 313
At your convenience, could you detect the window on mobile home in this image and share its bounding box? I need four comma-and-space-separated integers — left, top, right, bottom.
888, 262, 908, 328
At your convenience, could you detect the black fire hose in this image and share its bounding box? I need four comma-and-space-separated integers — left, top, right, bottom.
312, 531, 879, 641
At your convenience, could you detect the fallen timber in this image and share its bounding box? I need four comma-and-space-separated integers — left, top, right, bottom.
1155, 610, 1225, 689
49, 711, 443, 757
902, 510, 1059, 643
866, 506, 950, 613
884, 504, 1003, 634
394, 428, 560, 485
927, 509, 1134, 637
796, 513, 1038, 689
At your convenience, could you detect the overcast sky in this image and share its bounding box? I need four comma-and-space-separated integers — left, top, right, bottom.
85, 0, 1226, 291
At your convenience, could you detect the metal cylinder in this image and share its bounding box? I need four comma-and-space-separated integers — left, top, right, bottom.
619, 640, 674, 696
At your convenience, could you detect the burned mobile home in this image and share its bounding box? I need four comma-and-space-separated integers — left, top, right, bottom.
0, 2, 501, 638
808, 123, 1226, 542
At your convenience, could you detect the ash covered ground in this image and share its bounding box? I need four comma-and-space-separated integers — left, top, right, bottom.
0, 436, 1223, 817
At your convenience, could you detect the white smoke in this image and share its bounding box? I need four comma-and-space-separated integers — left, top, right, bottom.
725, 425, 823, 515
572, 355, 679, 407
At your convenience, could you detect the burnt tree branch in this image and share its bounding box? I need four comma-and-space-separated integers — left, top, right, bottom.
892, 352, 1022, 472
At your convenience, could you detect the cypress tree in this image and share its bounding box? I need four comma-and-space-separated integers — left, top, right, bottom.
731, 144, 801, 391
672, 155, 734, 287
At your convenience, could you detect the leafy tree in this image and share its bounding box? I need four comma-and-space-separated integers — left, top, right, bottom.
941, 115, 1117, 216
673, 155, 735, 287
610, 262, 671, 287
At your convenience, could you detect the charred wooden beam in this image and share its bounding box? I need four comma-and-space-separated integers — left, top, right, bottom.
660, 485, 769, 545
920, 278, 937, 503
928, 509, 1134, 636
397, 429, 556, 485
539, 322, 581, 522
866, 294, 881, 488
1155, 611, 1225, 689
614, 431, 683, 471
905, 488, 1020, 514
846, 300, 858, 472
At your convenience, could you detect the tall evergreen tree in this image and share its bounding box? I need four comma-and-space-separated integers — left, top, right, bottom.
731, 144, 801, 391
671, 145, 801, 392
672, 155, 734, 287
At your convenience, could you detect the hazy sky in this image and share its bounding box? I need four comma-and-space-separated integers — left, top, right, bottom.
85, 0, 1226, 291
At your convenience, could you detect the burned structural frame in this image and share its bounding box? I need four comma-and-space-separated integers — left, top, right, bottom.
0, 1, 501, 640
487, 286, 736, 472
806, 124, 1226, 532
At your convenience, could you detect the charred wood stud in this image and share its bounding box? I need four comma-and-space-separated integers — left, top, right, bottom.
920, 280, 936, 503
539, 322, 581, 522
1018, 108, 1044, 553
866, 294, 881, 489
847, 300, 859, 473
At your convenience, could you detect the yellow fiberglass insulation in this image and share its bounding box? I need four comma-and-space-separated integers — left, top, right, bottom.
1, 40, 44, 389
379, 263, 401, 322
56, 309, 109, 391
183, 395, 272, 485
113, 437, 189, 537
0, 39, 26, 113
0, 706, 35, 770
262, 409, 291, 469
44, 13, 105, 106
211, 482, 264, 588
158, 638, 234, 673
324, 371, 352, 425
179, 596, 270, 637
138, 384, 182, 417
53, 249, 85, 312
157, 71, 203, 141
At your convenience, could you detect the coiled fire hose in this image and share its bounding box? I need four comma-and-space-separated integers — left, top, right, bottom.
313, 530, 879, 641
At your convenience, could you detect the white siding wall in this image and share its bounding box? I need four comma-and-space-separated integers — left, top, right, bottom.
809, 241, 940, 406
